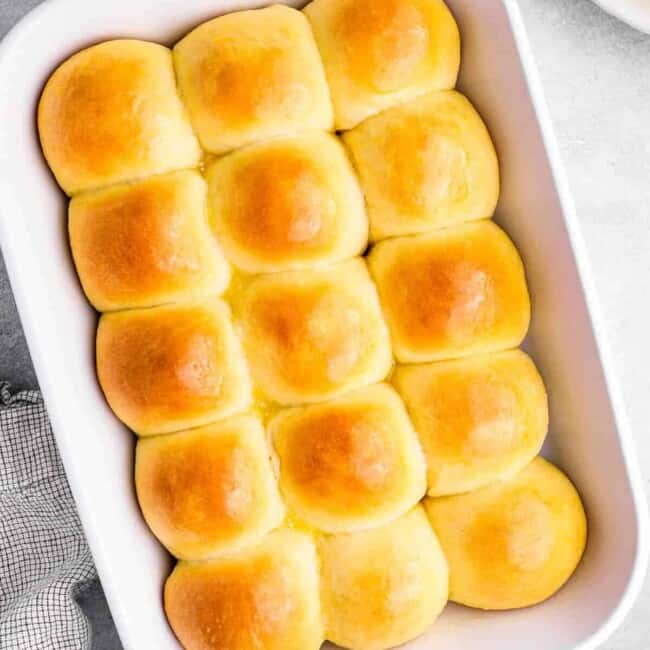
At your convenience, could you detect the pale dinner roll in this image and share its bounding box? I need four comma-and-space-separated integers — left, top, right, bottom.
394, 350, 548, 496
206, 132, 367, 273
165, 529, 324, 650
368, 221, 530, 363
38, 40, 200, 195
270, 383, 426, 533
96, 300, 251, 436
69, 171, 229, 312
173, 5, 333, 154
238, 259, 392, 405
135, 415, 284, 561
304, 0, 460, 129
425, 457, 587, 610
319, 506, 448, 650
344, 90, 499, 240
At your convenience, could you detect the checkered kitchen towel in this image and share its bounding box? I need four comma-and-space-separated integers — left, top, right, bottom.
0, 382, 96, 649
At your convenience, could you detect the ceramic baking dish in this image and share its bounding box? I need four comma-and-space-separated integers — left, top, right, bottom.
0, 0, 647, 648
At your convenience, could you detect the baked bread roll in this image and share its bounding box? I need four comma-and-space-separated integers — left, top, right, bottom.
368, 221, 530, 363
319, 506, 448, 650
165, 529, 324, 650
69, 171, 229, 312
206, 132, 367, 273
394, 350, 548, 496
38, 40, 200, 196
304, 0, 460, 129
270, 383, 426, 533
425, 457, 587, 610
238, 259, 392, 405
96, 300, 251, 436
344, 90, 499, 240
135, 415, 284, 561
173, 5, 333, 154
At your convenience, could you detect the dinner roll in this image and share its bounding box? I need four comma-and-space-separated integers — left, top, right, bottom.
304, 0, 460, 129
368, 221, 530, 363
206, 133, 367, 273
344, 90, 499, 240
96, 300, 251, 436
319, 506, 448, 650
135, 415, 284, 561
38, 40, 200, 195
394, 350, 548, 496
173, 5, 333, 154
165, 529, 324, 650
69, 171, 229, 312
270, 383, 426, 533
425, 457, 587, 610
238, 259, 392, 405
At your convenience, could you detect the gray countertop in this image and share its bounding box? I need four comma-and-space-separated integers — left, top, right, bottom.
1, 0, 649, 648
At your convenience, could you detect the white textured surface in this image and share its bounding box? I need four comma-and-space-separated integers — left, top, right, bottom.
0, 0, 649, 648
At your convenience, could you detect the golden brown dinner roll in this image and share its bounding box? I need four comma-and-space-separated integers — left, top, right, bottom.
165, 529, 324, 650
344, 90, 499, 240
319, 506, 448, 650
38, 40, 200, 195
206, 132, 367, 273
394, 350, 548, 496
304, 0, 460, 129
368, 221, 530, 363
173, 5, 333, 154
270, 383, 426, 533
425, 457, 587, 610
96, 300, 251, 436
69, 171, 229, 312
238, 259, 392, 405
135, 415, 284, 561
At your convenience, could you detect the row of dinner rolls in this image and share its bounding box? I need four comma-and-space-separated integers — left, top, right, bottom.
162, 458, 586, 649
39, 1, 462, 195
37, 0, 587, 648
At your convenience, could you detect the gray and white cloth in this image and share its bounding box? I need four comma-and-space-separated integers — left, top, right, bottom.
0, 382, 96, 649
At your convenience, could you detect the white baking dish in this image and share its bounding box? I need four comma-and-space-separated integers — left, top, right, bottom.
0, 1, 647, 648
